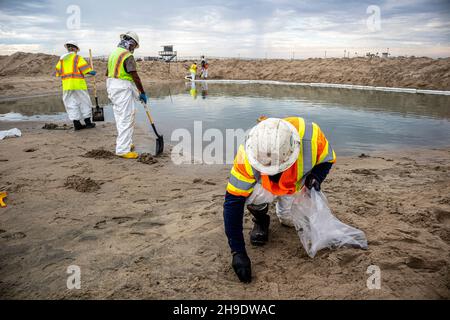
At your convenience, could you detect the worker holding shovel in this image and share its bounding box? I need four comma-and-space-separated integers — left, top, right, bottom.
55, 41, 97, 131
223, 117, 336, 283
106, 31, 147, 159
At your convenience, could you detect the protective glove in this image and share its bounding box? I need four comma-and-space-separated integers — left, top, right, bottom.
305, 173, 321, 191
139, 92, 148, 104
87, 70, 97, 76
232, 252, 252, 283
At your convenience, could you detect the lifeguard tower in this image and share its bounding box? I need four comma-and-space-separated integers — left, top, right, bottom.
158, 45, 177, 62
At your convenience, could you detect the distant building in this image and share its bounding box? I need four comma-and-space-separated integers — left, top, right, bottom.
158, 45, 177, 62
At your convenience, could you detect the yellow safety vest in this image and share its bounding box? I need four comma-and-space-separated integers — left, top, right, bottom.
107, 47, 133, 82
190, 64, 197, 73
226, 117, 336, 197
55, 53, 92, 91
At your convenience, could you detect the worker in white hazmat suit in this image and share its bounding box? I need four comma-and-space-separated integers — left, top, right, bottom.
106, 31, 147, 159
223, 116, 336, 283
55, 41, 97, 130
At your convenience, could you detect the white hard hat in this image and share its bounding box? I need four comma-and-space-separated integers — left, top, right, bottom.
64, 40, 79, 50
245, 118, 300, 175
120, 31, 140, 48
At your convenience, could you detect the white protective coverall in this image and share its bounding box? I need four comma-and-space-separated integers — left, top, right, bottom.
246, 183, 295, 226
106, 77, 140, 155
62, 90, 92, 121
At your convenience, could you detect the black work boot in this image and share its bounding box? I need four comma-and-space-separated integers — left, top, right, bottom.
248, 203, 270, 246
84, 117, 96, 129
73, 120, 86, 131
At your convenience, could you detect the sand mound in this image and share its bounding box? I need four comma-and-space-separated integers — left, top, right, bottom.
83, 149, 115, 159
1, 52, 449, 90
0, 52, 58, 76
137, 153, 158, 164
64, 175, 100, 193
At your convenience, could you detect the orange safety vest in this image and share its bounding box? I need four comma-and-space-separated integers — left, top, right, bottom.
55, 53, 92, 91
226, 117, 336, 197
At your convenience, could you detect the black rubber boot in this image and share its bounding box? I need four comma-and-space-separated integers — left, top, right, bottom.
84, 117, 96, 129
248, 203, 270, 246
73, 120, 86, 131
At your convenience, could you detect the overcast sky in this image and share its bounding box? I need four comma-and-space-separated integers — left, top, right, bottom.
0, 0, 449, 58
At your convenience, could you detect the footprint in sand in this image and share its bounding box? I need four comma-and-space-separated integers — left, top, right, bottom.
94, 220, 107, 229
2, 232, 26, 240
406, 256, 446, 271
351, 169, 378, 177
112, 216, 134, 224
434, 209, 450, 225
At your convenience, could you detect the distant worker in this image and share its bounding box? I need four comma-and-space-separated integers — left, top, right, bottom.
55, 41, 97, 131
200, 56, 208, 79
189, 62, 197, 81
223, 117, 336, 283
106, 31, 148, 159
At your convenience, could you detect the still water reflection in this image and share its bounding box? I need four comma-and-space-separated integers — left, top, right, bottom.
1, 82, 449, 155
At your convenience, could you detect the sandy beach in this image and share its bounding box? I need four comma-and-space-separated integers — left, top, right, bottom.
0, 121, 449, 299
0, 52, 449, 99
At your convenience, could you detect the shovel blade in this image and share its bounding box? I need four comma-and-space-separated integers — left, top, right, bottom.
92, 107, 104, 122
155, 135, 164, 156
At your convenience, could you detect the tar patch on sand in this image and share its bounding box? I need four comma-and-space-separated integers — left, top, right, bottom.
83, 149, 115, 159
42, 123, 72, 130
138, 153, 158, 165
64, 175, 100, 193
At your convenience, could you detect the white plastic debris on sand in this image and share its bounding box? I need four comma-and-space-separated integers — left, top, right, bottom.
0, 128, 22, 140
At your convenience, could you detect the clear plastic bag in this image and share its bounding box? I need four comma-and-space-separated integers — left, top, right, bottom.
245, 183, 275, 206
291, 187, 368, 258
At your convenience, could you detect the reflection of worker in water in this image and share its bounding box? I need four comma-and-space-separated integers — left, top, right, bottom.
55, 40, 97, 131
223, 117, 336, 283
200, 56, 208, 79
190, 81, 197, 99
201, 82, 208, 99
189, 62, 197, 81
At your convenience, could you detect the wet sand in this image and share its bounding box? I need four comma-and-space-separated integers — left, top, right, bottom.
0, 121, 449, 299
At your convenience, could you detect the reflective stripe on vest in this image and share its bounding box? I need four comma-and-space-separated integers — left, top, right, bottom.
107, 47, 133, 82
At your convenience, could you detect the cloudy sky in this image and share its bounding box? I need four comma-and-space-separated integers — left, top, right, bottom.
0, 0, 449, 58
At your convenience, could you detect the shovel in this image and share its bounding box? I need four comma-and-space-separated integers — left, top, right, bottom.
142, 102, 164, 155
89, 49, 104, 122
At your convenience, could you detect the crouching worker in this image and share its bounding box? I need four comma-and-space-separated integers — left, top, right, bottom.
106, 31, 147, 159
55, 41, 97, 131
223, 117, 336, 283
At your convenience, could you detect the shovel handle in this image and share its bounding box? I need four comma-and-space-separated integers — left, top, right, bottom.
143, 102, 162, 137
89, 49, 98, 98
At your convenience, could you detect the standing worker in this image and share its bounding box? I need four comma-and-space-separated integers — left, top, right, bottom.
55, 41, 97, 131
189, 62, 197, 81
106, 31, 148, 159
200, 56, 208, 79
223, 117, 336, 283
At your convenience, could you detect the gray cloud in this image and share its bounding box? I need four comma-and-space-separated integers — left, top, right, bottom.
0, 0, 449, 57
